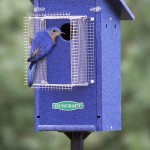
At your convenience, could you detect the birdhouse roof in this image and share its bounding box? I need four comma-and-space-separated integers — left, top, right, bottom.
107, 0, 135, 20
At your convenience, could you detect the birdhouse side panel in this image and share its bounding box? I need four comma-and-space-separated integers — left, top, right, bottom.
100, 0, 121, 131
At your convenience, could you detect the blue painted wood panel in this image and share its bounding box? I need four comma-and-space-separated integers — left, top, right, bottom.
101, 0, 121, 131
46, 19, 71, 84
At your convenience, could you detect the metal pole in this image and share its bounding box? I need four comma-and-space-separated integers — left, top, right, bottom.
64, 132, 91, 150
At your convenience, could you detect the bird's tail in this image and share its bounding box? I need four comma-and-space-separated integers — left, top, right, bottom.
28, 62, 37, 87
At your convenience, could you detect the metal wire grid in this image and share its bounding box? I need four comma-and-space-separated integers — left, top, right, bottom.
33, 84, 73, 91
24, 16, 48, 86
70, 17, 95, 85
24, 15, 33, 86
24, 14, 94, 91
28, 12, 85, 20
87, 18, 95, 83
70, 18, 88, 86
34, 19, 48, 85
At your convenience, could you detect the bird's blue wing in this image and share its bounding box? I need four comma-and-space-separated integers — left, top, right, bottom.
30, 31, 43, 55
28, 31, 54, 62
28, 46, 44, 62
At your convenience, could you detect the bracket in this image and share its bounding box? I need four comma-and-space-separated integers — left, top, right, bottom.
64, 132, 91, 150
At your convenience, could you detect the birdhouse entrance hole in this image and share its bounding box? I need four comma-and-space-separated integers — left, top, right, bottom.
24, 14, 95, 90
60, 23, 71, 41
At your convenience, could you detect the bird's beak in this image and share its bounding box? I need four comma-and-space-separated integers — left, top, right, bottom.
57, 31, 65, 35
61, 32, 65, 34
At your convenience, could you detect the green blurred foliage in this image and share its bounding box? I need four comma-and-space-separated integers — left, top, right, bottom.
0, 0, 150, 150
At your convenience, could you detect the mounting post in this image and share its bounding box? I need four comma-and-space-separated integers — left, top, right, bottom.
64, 132, 91, 150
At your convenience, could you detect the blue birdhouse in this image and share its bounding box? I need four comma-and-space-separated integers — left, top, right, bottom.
24, 0, 134, 132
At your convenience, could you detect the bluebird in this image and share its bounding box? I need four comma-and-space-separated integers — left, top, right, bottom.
27, 27, 63, 87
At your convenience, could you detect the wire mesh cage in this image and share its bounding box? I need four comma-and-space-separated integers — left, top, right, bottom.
24, 13, 94, 90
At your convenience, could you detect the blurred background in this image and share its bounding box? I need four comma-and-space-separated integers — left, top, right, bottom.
0, 0, 150, 150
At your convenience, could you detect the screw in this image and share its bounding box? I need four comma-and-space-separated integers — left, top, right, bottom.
111, 126, 113, 130
109, 17, 112, 21
90, 18, 95, 21
90, 80, 95, 84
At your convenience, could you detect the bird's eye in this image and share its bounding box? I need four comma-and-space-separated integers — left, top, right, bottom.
53, 30, 56, 32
